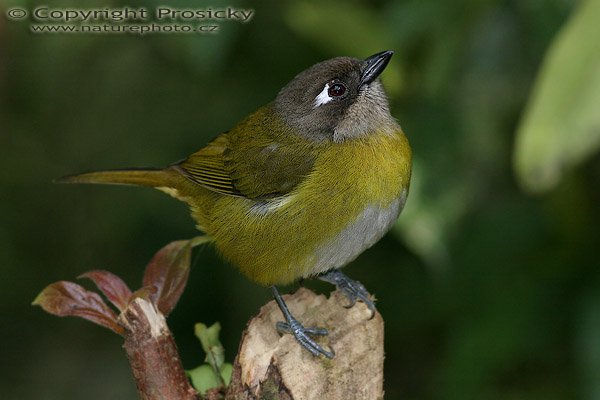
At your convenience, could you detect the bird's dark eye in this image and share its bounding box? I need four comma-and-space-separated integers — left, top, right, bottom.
328, 82, 346, 97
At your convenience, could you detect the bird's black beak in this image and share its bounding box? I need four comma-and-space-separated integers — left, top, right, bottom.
360, 50, 394, 86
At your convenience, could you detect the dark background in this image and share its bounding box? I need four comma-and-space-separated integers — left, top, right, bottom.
2, 0, 600, 399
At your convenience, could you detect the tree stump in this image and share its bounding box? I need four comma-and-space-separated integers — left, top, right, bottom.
226, 288, 385, 400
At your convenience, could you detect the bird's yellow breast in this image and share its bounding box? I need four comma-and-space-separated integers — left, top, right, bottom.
194, 130, 411, 285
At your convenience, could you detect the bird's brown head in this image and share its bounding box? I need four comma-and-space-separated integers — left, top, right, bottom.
275, 50, 397, 142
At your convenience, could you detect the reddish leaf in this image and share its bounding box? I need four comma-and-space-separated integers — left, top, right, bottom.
143, 240, 192, 316
33, 281, 125, 335
79, 270, 132, 312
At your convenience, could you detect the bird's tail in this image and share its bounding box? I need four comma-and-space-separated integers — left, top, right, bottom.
56, 168, 174, 188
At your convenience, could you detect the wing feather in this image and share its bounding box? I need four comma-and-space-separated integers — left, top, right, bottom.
176, 107, 318, 199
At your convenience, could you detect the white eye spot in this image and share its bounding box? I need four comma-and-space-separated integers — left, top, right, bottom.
314, 83, 333, 108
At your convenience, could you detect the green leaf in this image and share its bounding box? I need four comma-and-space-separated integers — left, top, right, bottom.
194, 322, 225, 375
188, 322, 232, 393
187, 364, 222, 394
220, 363, 233, 386
187, 363, 233, 394
514, 0, 600, 193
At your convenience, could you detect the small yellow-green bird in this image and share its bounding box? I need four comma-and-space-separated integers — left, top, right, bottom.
60, 50, 412, 358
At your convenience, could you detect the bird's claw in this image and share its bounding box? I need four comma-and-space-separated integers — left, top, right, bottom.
276, 321, 328, 336
276, 319, 334, 358
319, 270, 377, 319
270, 286, 334, 358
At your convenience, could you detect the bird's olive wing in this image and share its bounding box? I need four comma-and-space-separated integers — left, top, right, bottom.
176, 131, 316, 199
175, 133, 239, 196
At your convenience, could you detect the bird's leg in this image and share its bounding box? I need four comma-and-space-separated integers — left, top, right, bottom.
319, 269, 376, 319
270, 286, 334, 358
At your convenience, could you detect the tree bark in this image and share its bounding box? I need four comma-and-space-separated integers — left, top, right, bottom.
226, 288, 385, 400
119, 298, 199, 400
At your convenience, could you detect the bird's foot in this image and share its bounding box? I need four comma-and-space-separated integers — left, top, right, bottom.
319, 269, 376, 318
271, 286, 334, 358
275, 319, 333, 358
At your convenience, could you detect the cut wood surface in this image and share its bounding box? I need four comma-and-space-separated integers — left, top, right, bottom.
226, 288, 385, 400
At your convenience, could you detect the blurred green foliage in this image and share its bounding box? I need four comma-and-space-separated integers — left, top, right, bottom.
1, 0, 599, 399
514, 0, 600, 194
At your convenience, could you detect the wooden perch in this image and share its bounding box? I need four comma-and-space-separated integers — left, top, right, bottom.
226, 288, 385, 400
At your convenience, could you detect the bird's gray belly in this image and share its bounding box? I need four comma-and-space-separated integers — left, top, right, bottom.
304, 189, 408, 277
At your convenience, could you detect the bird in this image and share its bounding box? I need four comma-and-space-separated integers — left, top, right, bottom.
58, 50, 412, 358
